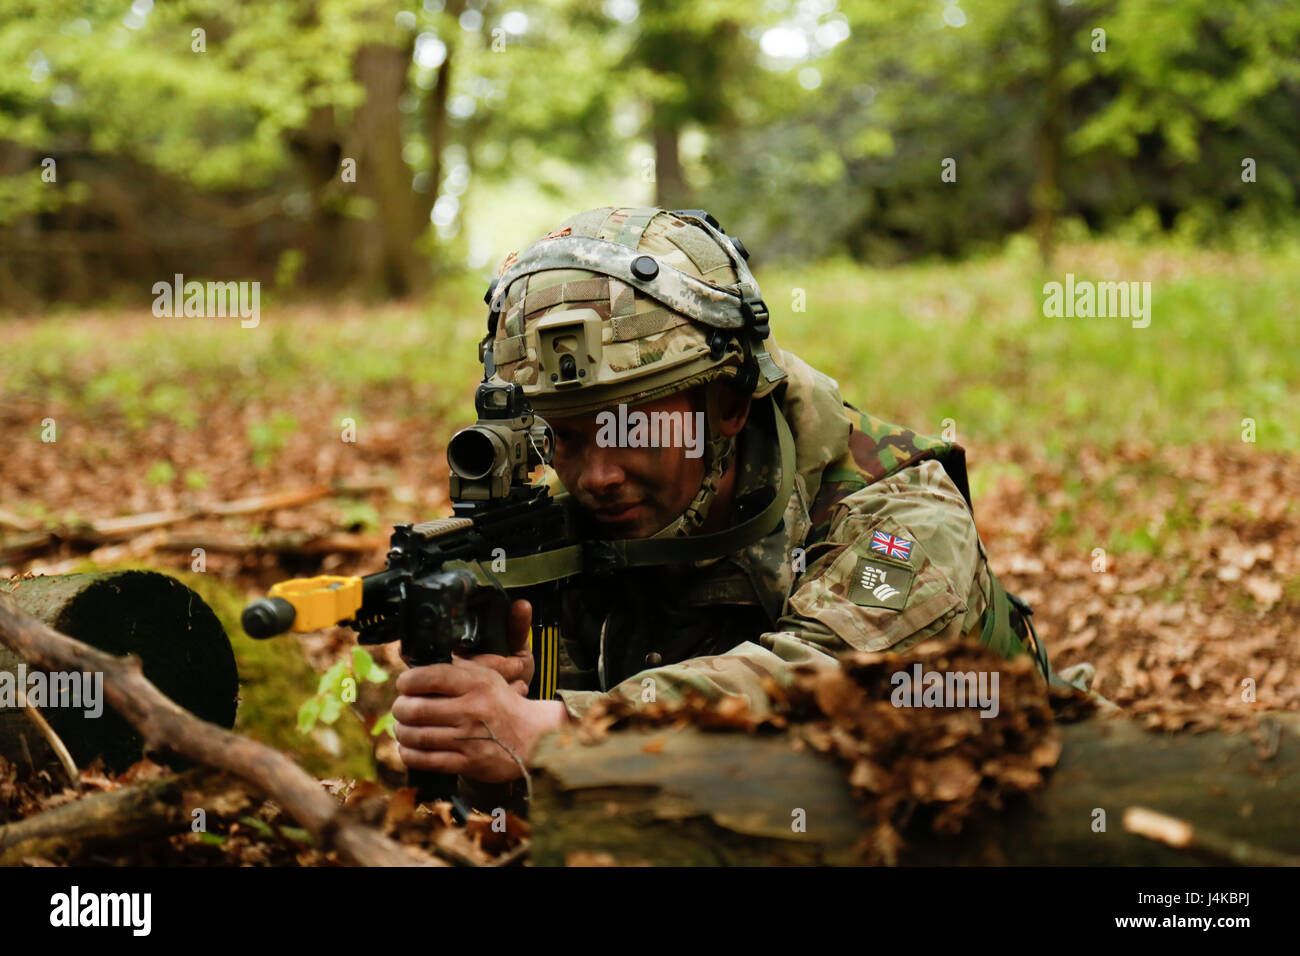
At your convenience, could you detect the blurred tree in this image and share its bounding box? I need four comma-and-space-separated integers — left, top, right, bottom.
2, 0, 1297, 305
622, 0, 752, 209
0, 0, 458, 299
701, 0, 1300, 264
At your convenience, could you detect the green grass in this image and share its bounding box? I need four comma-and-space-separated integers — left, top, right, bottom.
761, 237, 1300, 452
3, 237, 1298, 452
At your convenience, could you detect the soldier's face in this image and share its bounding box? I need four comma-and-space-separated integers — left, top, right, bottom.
547, 391, 705, 538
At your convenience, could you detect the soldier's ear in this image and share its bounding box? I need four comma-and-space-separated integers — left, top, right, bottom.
709, 381, 750, 438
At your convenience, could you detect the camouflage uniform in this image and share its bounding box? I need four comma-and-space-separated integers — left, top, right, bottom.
550, 345, 1000, 720
484, 205, 1041, 720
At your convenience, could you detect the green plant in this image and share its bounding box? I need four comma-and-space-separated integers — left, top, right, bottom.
297, 647, 393, 738
146, 460, 176, 485
247, 411, 299, 468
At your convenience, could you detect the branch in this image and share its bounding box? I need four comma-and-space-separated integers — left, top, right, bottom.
0, 592, 416, 866
19, 703, 79, 787
0, 771, 203, 866
1, 481, 392, 563
1122, 806, 1300, 867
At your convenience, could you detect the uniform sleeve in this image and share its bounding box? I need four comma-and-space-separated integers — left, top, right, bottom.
554, 460, 989, 721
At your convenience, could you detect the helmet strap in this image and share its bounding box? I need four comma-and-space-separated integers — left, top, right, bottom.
650, 386, 736, 539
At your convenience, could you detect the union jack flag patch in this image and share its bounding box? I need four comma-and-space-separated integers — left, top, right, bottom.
870, 531, 913, 561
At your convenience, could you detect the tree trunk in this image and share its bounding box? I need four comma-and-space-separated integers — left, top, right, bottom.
352, 41, 428, 298
1033, 0, 1066, 267
529, 715, 1300, 866
652, 112, 693, 210
0, 570, 237, 773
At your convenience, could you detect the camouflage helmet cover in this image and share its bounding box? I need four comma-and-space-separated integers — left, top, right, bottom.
483, 206, 787, 418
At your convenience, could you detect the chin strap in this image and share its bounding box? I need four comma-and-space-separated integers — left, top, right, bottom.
650, 387, 736, 539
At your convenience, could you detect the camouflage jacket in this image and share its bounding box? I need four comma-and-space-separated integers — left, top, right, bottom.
552, 345, 1000, 720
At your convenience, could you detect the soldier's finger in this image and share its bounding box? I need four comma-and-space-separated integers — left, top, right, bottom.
392, 693, 468, 727
394, 723, 470, 752
462, 652, 526, 683
396, 662, 480, 697
397, 744, 469, 775
508, 599, 533, 654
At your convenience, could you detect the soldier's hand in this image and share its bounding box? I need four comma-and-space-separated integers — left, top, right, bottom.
393, 657, 567, 783
452, 598, 534, 696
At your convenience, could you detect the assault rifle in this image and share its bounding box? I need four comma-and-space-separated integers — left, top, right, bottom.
241, 378, 797, 809
241, 381, 573, 809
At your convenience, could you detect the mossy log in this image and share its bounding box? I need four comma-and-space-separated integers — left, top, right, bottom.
0, 588, 415, 866
0, 570, 238, 772
529, 715, 1300, 866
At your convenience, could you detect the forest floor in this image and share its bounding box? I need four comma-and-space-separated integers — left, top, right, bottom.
1, 239, 1297, 863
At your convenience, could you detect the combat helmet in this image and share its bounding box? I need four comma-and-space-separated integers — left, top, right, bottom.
481, 206, 788, 537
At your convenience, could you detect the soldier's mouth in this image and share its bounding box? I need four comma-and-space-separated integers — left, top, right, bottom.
594, 501, 646, 524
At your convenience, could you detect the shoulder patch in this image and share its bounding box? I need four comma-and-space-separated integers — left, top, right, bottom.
869, 530, 913, 562
848, 557, 915, 611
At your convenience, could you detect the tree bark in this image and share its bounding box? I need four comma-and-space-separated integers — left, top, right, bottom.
0, 571, 237, 773
529, 715, 1300, 866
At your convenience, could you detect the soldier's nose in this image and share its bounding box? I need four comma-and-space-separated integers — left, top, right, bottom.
578, 449, 627, 499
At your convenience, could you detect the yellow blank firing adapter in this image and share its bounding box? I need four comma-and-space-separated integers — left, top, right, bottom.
241, 575, 364, 638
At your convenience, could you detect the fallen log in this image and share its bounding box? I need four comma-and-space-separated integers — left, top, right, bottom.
0, 570, 238, 773
0, 592, 416, 866
529, 714, 1300, 866
0, 771, 205, 866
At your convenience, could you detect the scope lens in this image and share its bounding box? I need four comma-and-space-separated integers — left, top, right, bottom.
447, 427, 500, 480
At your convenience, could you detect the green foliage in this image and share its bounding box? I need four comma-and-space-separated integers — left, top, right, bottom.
6, 0, 1295, 301
337, 499, 381, 532
297, 646, 390, 736
704, 0, 1300, 261
0, 0, 379, 192
246, 410, 299, 467
145, 460, 176, 485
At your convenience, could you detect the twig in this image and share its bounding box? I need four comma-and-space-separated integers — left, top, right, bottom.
12, 531, 386, 574
2, 484, 341, 562
1123, 806, 1300, 866
0, 509, 40, 533
488, 840, 531, 867
458, 721, 534, 803
18, 699, 79, 787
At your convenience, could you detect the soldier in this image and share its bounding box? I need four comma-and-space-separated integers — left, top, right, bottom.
394, 206, 1065, 785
